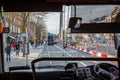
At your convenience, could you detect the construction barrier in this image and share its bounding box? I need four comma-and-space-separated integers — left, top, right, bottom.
101, 53, 107, 58
68, 45, 117, 59
86, 50, 90, 53
82, 48, 84, 51
92, 51, 97, 56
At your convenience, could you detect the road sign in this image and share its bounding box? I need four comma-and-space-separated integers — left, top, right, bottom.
21, 33, 26, 36
20, 27, 26, 33
27, 28, 30, 34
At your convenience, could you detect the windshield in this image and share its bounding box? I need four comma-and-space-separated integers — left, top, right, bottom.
3, 5, 119, 71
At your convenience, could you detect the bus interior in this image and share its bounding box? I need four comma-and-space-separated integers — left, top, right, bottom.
0, 0, 120, 80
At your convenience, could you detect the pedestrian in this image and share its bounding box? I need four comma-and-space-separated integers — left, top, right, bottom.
5, 43, 11, 62
16, 44, 20, 56
31, 41, 34, 47
21, 43, 25, 57
12, 41, 17, 51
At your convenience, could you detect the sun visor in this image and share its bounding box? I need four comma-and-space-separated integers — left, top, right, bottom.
46, 0, 120, 5
2, 0, 120, 12
2, 0, 62, 12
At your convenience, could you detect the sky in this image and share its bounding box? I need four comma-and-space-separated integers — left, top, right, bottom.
45, 12, 60, 34
45, 5, 117, 34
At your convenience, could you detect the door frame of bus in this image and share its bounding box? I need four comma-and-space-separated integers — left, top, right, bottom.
0, 33, 4, 72
0, 6, 4, 72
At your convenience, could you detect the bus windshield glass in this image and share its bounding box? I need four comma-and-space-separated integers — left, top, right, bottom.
3, 5, 119, 72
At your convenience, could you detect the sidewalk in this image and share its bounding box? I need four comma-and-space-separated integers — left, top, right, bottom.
4, 44, 44, 72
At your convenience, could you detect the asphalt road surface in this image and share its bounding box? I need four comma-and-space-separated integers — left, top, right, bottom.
38, 43, 117, 68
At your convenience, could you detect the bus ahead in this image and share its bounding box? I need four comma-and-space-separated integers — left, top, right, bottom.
48, 33, 54, 45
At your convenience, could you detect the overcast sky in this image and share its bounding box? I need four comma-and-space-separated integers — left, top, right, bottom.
45, 12, 60, 34
45, 5, 117, 34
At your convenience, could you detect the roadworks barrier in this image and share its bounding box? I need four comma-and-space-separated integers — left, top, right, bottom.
68, 45, 116, 59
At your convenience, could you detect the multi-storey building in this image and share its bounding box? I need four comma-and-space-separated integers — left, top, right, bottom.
111, 6, 120, 22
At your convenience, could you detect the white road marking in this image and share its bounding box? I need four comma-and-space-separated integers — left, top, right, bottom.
55, 45, 71, 56
81, 56, 97, 64
82, 56, 85, 57
47, 45, 52, 65
80, 62, 87, 66
46, 51, 77, 53
92, 61, 98, 63
55, 45, 88, 66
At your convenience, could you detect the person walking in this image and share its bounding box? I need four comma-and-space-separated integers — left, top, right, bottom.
12, 41, 17, 51
31, 40, 34, 47
16, 44, 20, 56
5, 43, 11, 62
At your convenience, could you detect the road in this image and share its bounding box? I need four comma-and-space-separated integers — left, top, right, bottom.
4, 43, 117, 71
38, 43, 117, 67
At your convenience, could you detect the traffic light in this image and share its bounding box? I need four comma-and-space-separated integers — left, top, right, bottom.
0, 22, 3, 33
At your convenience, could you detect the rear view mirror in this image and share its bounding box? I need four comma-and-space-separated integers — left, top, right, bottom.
68, 17, 120, 33
68, 17, 82, 29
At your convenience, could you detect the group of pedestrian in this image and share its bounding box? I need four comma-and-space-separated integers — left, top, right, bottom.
12, 41, 20, 56
29, 39, 44, 47
5, 41, 20, 62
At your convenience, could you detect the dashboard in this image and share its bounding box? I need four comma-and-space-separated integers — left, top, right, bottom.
62, 65, 100, 80
60, 63, 119, 80
0, 63, 118, 80
76, 67, 93, 79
